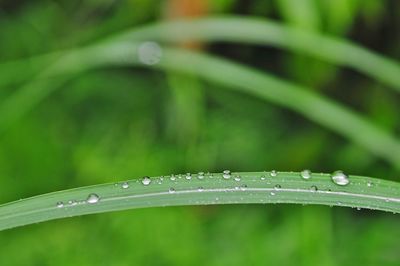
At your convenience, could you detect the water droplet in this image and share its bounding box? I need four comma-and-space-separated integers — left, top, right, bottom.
68, 200, 77, 206
310, 185, 318, 192
86, 193, 100, 204
169, 188, 176, 193
198, 172, 205, 179
185, 173, 192, 180
274, 184, 281, 190
170, 175, 176, 181
198, 187, 204, 192
367, 181, 373, 187
356, 207, 361, 211
270, 170, 277, 177
270, 191, 276, 196
56, 201, 64, 208
142, 176, 151, 186
331, 171, 349, 186
121, 182, 129, 189
138, 41, 162, 65
260, 176, 266, 181
234, 175, 241, 181
223, 170, 231, 179
240, 184, 247, 191
300, 169, 312, 180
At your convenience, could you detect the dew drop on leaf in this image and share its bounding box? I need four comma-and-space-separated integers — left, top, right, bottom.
223, 170, 231, 179
169, 188, 176, 194
198, 172, 205, 179
270, 170, 277, 177
56, 201, 64, 208
300, 169, 312, 180
68, 200, 77, 206
142, 176, 151, 186
86, 193, 100, 204
121, 182, 129, 189
331, 171, 349, 186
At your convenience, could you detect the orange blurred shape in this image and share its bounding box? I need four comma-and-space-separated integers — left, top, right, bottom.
165, 0, 208, 49
167, 0, 207, 17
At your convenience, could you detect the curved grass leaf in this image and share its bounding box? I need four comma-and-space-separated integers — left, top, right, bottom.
1, 43, 400, 168
94, 16, 400, 92
151, 47, 400, 169
0, 171, 399, 231
2, 16, 400, 91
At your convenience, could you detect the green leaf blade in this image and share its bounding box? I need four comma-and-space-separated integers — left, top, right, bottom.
1, 172, 399, 231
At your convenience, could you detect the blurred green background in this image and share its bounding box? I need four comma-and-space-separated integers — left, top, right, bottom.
0, 0, 399, 265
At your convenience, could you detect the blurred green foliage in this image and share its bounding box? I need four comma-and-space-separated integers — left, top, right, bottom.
0, 0, 399, 265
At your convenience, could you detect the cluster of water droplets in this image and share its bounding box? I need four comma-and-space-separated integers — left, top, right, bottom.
298, 169, 353, 193
298, 169, 315, 192
56, 193, 100, 208
55, 169, 386, 209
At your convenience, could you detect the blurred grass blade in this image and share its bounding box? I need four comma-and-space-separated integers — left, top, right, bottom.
0, 171, 399, 231
107, 16, 400, 92
0, 47, 111, 131
153, 47, 400, 168
0, 52, 62, 88
98, 43, 400, 168
2, 16, 400, 92
1, 43, 400, 169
